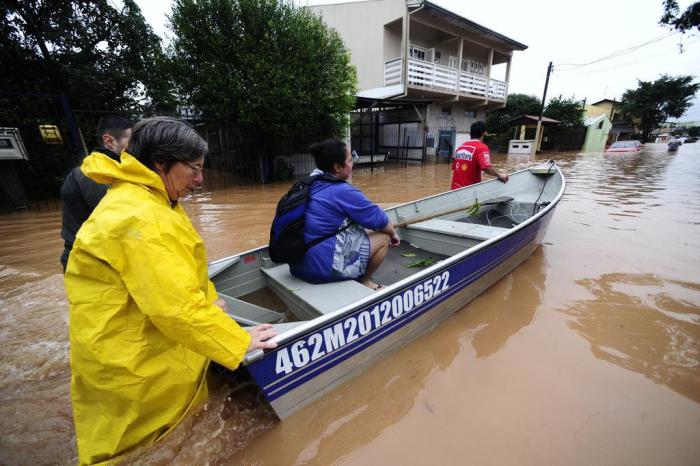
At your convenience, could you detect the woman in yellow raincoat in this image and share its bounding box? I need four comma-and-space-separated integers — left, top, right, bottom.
64, 117, 277, 465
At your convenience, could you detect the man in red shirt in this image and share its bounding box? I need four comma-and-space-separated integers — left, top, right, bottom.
451, 121, 509, 190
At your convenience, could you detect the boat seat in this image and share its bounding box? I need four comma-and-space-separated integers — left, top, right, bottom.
261, 264, 375, 318
218, 292, 285, 326
408, 218, 509, 241
242, 321, 306, 335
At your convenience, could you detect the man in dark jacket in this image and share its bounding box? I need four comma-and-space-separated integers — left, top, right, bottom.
60, 116, 133, 271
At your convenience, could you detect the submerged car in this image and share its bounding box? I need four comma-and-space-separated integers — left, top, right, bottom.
605, 140, 644, 153
668, 139, 682, 152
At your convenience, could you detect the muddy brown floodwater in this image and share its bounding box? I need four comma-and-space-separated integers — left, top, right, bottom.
1, 143, 699, 465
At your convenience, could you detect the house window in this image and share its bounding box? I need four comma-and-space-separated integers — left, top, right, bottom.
442, 106, 452, 115
409, 45, 426, 60
461, 59, 484, 75
598, 121, 604, 129
465, 110, 477, 118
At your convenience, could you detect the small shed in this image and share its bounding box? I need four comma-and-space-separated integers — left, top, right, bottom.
505, 114, 560, 154
654, 133, 673, 143
581, 114, 612, 153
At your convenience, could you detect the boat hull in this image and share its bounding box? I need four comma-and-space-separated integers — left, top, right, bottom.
246, 207, 557, 419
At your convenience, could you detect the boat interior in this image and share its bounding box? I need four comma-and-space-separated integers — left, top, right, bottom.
210, 165, 560, 332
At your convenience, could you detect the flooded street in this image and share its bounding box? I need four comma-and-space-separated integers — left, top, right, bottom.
1, 143, 699, 465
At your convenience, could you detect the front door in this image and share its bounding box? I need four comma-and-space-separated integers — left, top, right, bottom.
448, 55, 459, 69
437, 129, 456, 157
409, 45, 426, 60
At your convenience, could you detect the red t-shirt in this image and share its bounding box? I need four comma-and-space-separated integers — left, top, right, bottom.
450, 139, 492, 190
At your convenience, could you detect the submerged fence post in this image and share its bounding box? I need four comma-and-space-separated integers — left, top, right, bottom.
58, 94, 86, 159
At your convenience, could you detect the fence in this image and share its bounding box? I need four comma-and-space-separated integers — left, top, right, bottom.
540, 127, 587, 152
383, 58, 507, 101
0, 93, 82, 212
351, 105, 428, 168
1, 98, 461, 213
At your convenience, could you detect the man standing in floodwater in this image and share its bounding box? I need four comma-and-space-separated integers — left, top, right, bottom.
450, 121, 509, 190
59, 116, 133, 271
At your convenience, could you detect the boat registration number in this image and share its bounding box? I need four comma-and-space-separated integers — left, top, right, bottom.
275, 271, 450, 375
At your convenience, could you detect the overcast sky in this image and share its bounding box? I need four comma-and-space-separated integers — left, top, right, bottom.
133, 0, 700, 121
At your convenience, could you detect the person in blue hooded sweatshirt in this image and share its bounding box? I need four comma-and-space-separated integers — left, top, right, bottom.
290, 139, 400, 290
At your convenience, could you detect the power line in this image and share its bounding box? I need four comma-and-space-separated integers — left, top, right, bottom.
554, 36, 700, 76
556, 32, 677, 70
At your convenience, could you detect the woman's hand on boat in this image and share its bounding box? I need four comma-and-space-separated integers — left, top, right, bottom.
214, 298, 228, 312
389, 231, 401, 247
247, 324, 278, 351
380, 222, 400, 247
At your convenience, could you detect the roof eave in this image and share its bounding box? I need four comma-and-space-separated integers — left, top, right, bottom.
412, 0, 528, 51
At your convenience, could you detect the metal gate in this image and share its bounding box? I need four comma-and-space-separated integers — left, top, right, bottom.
351, 99, 429, 168
0, 92, 85, 211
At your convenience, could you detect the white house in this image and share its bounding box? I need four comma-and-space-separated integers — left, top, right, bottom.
308, 0, 527, 158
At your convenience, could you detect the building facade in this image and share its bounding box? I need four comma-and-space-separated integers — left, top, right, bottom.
308, 0, 527, 158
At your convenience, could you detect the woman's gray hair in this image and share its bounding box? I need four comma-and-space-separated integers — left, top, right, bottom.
127, 116, 208, 172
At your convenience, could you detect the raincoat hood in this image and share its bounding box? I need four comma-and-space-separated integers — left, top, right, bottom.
81, 151, 169, 202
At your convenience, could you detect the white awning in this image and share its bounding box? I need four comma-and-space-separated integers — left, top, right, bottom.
356, 84, 404, 100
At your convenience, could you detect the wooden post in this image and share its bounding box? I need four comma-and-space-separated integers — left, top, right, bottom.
504, 54, 512, 98
535, 61, 553, 152
486, 48, 493, 102
457, 37, 463, 94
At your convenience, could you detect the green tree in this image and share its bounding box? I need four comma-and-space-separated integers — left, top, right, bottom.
168, 0, 357, 171
544, 95, 585, 129
0, 0, 175, 201
660, 0, 700, 33
485, 93, 541, 134
0, 0, 175, 113
620, 75, 700, 142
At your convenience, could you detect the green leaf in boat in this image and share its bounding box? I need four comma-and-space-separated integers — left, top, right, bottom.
401, 252, 417, 257
407, 258, 435, 268
466, 199, 481, 216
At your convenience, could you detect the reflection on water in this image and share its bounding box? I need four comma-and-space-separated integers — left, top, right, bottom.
565, 273, 700, 403
1, 144, 700, 464
228, 300, 463, 465
467, 247, 544, 358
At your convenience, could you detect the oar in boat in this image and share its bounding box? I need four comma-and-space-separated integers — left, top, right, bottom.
393, 196, 514, 229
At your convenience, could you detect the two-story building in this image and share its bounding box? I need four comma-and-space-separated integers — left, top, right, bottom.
308, 0, 527, 161
585, 99, 637, 144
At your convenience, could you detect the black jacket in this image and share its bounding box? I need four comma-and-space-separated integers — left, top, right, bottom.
60, 148, 120, 271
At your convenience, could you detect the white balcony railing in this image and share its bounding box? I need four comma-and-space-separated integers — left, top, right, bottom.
383, 58, 506, 101
384, 58, 403, 86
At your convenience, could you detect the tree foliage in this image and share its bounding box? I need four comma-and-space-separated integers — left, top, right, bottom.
660, 0, 700, 33
0, 0, 175, 113
485, 93, 541, 134
620, 74, 700, 142
544, 95, 585, 129
1, 0, 177, 202
168, 0, 357, 158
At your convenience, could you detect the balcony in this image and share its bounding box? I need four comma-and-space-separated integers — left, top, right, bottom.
384, 57, 506, 101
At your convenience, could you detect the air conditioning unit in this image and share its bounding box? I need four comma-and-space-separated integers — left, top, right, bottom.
0, 128, 29, 160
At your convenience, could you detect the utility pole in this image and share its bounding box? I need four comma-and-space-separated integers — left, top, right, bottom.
535, 61, 553, 152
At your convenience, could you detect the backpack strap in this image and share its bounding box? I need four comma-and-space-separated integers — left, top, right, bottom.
306, 172, 345, 185
304, 173, 353, 249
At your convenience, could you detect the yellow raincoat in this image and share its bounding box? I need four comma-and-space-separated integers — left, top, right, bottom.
65, 152, 251, 465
